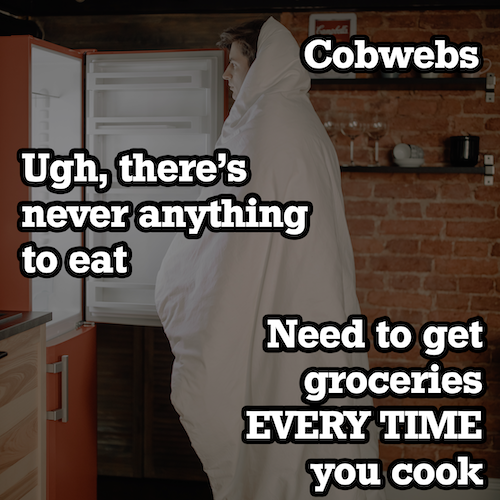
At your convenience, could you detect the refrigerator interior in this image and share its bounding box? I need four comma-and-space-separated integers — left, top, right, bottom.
30, 44, 83, 340
85, 50, 224, 326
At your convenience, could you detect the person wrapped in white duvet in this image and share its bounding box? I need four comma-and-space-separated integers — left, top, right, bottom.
155, 17, 384, 500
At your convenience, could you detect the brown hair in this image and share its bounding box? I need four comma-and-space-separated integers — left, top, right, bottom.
217, 19, 267, 66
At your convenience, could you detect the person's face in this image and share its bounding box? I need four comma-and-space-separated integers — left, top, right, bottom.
223, 41, 250, 100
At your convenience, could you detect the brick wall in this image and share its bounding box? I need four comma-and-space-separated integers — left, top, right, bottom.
282, 10, 500, 476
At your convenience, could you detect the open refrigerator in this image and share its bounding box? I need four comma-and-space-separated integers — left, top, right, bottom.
24, 38, 226, 337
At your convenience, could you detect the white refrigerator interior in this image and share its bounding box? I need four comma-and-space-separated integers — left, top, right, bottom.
85, 50, 224, 325
30, 45, 83, 340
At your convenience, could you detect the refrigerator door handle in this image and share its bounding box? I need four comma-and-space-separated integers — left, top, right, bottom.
47, 354, 69, 423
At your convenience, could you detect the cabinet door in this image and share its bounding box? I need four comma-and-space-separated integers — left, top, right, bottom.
0, 325, 46, 500
46, 325, 96, 500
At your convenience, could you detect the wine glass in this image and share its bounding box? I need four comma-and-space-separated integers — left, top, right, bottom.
365, 115, 388, 166
323, 118, 339, 139
319, 111, 339, 141
340, 114, 364, 166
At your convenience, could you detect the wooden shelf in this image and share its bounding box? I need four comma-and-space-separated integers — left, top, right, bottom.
311, 77, 485, 91
340, 166, 485, 173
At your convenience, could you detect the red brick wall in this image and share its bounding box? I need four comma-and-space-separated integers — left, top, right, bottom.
283, 10, 500, 476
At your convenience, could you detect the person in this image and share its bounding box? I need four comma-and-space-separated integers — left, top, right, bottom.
155, 17, 384, 500
218, 18, 264, 100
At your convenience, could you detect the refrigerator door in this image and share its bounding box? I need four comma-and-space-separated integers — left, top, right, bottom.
0, 36, 84, 340
30, 43, 84, 340
85, 50, 224, 326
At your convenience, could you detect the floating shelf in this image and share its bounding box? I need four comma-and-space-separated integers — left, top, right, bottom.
311, 77, 486, 91
340, 165, 495, 184
339, 166, 485, 173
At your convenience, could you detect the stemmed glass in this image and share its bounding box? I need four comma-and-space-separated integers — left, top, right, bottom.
320, 112, 340, 141
323, 119, 339, 139
340, 114, 364, 166
365, 115, 388, 166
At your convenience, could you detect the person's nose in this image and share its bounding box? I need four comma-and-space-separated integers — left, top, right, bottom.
223, 66, 232, 80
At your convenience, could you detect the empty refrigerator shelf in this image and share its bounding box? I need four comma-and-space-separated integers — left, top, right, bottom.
88, 57, 216, 72
95, 122, 190, 129
89, 302, 157, 311
87, 70, 204, 90
89, 281, 154, 302
87, 187, 195, 196
87, 116, 203, 134
87, 281, 157, 316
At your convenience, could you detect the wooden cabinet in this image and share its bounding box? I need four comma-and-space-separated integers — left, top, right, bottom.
0, 314, 96, 500
0, 324, 46, 500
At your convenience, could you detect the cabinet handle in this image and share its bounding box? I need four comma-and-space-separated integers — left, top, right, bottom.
0, 351, 7, 360
46, 355, 69, 423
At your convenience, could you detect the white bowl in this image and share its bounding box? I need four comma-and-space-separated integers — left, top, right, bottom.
394, 158, 425, 168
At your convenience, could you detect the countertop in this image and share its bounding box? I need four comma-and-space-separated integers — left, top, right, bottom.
0, 311, 53, 341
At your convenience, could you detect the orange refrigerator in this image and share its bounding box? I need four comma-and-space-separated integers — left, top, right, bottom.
0, 35, 225, 500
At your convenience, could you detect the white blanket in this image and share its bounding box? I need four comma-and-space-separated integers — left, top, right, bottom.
155, 17, 384, 500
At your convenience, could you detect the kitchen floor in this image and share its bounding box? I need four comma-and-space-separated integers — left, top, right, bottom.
97, 476, 213, 499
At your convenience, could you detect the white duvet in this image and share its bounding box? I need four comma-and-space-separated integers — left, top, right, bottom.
155, 17, 384, 500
